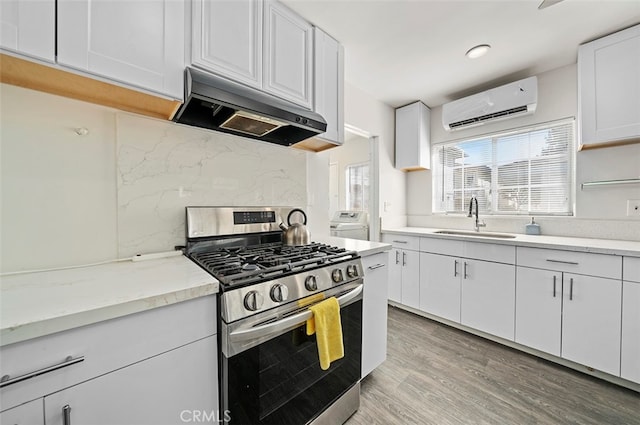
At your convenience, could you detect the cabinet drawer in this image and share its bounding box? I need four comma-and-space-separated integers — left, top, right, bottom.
517, 247, 621, 279
623, 256, 640, 283
464, 241, 515, 264
419, 237, 464, 257
0, 296, 216, 411
382, 234, 420, 250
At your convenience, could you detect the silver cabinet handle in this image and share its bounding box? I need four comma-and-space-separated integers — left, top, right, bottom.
546, 259, 579, 265
0, 356, 84, 388
454, 260, 458, 277
553, 275, 556, 298
230, 284, 363, 342
402, 252, 407, 266
463, 262, 468, 279
63, 404, 71, 425
569, 277, 574, 301
395, 251, 399, 264
367, 263, 385, 270
392, 240, 408, 244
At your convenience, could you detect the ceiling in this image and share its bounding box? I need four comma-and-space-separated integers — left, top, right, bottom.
281, 0, 640, 108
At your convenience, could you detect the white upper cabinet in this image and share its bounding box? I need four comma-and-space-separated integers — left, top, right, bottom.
578, 24, 640, 148
314, 27, 344, 144
0, 0, 55, 62
57, 0, 184, 99
395, 101, 431, 171
191, 0, 262, 89
263, 0, 313, 108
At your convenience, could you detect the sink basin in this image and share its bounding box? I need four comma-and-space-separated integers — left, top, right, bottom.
433, 230, 517, 239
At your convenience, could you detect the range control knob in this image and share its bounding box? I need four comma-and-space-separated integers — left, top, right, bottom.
305, 275, 318, 291
346, 264, 358, 278
244, 291, 264, 311
331, 269, 344, 283
270, 284, 289, 302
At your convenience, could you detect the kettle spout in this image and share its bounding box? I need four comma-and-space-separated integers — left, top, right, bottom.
279, 222, 288, 231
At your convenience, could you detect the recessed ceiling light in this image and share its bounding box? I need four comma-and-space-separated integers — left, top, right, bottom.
465, 44, 491, 59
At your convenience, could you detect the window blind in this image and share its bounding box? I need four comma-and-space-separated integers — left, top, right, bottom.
346, 163, 370, 211
432, 119, 575, 215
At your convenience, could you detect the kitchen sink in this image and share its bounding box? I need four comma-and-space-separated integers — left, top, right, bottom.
433, 230, 517, 239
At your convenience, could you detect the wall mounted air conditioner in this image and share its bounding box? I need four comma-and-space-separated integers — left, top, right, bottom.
442, 76, 538, 131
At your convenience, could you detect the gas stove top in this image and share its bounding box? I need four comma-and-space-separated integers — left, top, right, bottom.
189, 242, 357, 289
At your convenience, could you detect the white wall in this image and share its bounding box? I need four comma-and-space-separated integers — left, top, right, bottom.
0, 84, 309, 272
344, 82, 405, 232
406, 64, 640, 240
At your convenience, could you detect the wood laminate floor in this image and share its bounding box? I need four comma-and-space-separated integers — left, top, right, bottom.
347, 306, 640, 425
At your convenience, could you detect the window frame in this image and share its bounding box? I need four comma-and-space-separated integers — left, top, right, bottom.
431, 119, 576, 217
345, 161, 370, 212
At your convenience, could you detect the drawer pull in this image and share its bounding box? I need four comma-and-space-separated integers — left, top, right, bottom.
463, 262, 468, 279
454, 260, 458, 277
63, 404, 72, 425
392, 240, 408, 244
367, 264, 385, 270
0, 355, 84, 388
553, 275, 557, 298
395, 251, 399, 264
569, 278, 574, 301
402, 252, 407, 266
546, 259, 579, 265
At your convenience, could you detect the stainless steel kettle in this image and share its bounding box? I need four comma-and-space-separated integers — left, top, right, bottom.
279, 208, 310, 246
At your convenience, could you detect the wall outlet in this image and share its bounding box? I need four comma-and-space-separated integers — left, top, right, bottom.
627, 200, 640, 217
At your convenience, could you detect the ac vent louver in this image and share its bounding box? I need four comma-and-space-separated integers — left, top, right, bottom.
448, 105, 530, 129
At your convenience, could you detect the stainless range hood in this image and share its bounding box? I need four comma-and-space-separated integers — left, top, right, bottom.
173, 67, 327, 147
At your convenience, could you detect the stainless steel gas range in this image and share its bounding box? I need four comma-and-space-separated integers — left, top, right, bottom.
184, 207, 362, 425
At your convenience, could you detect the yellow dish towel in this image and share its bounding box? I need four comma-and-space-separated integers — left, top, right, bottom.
306, 297, 344, 370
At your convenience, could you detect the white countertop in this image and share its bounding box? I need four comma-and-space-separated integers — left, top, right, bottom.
314, 235, 392, 257
0, 254, 219, 347
382, 227, 640, 257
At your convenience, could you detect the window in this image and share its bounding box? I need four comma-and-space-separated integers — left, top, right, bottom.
346, 163, 369, 211
432, 119, 575, 215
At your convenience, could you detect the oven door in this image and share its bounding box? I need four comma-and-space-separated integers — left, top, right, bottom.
221, 282, 362, 425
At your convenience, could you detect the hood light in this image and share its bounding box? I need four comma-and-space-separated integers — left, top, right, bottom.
465, 44, 491, 59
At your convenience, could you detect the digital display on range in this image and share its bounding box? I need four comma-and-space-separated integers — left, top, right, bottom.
233, 211, 276, 224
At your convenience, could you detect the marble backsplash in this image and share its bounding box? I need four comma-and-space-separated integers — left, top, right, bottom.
116, 114, 307, 257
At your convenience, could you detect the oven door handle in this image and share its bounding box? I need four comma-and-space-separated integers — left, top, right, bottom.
229, 284, 363, 342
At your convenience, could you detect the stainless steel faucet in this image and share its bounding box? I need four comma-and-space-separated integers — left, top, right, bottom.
467, 195, 486, 232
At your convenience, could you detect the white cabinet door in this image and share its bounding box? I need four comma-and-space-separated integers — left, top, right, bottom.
395, 101, 430, 171
57, 0, 184, 99
0, 0, 54, 62
0, 398, 43, 425
44, 336, 218, 425
361, 252, 389, 377
388, 248, 402, 303
313, 27, 344, 145
561, 274, 621, 376
515, 267, 562, 356
461, 260, 515, 340
578, 24, 640, 146
419, 253, 461, 323
400, 250, 420, 309
191, 0, 262, 89
621, 280, 640, 383
263, 0, 313, 108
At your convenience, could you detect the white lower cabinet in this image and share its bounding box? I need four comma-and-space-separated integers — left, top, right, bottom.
515, 267, 562, 356
387, 247, 419, 308
419, 253, 461, 323
460, 261, 515, 340
361, 252, 389, 377
621, 280, 640, 383
0, 398, 43, 425
562, 274, 621, 376
44, 336, 217, 425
